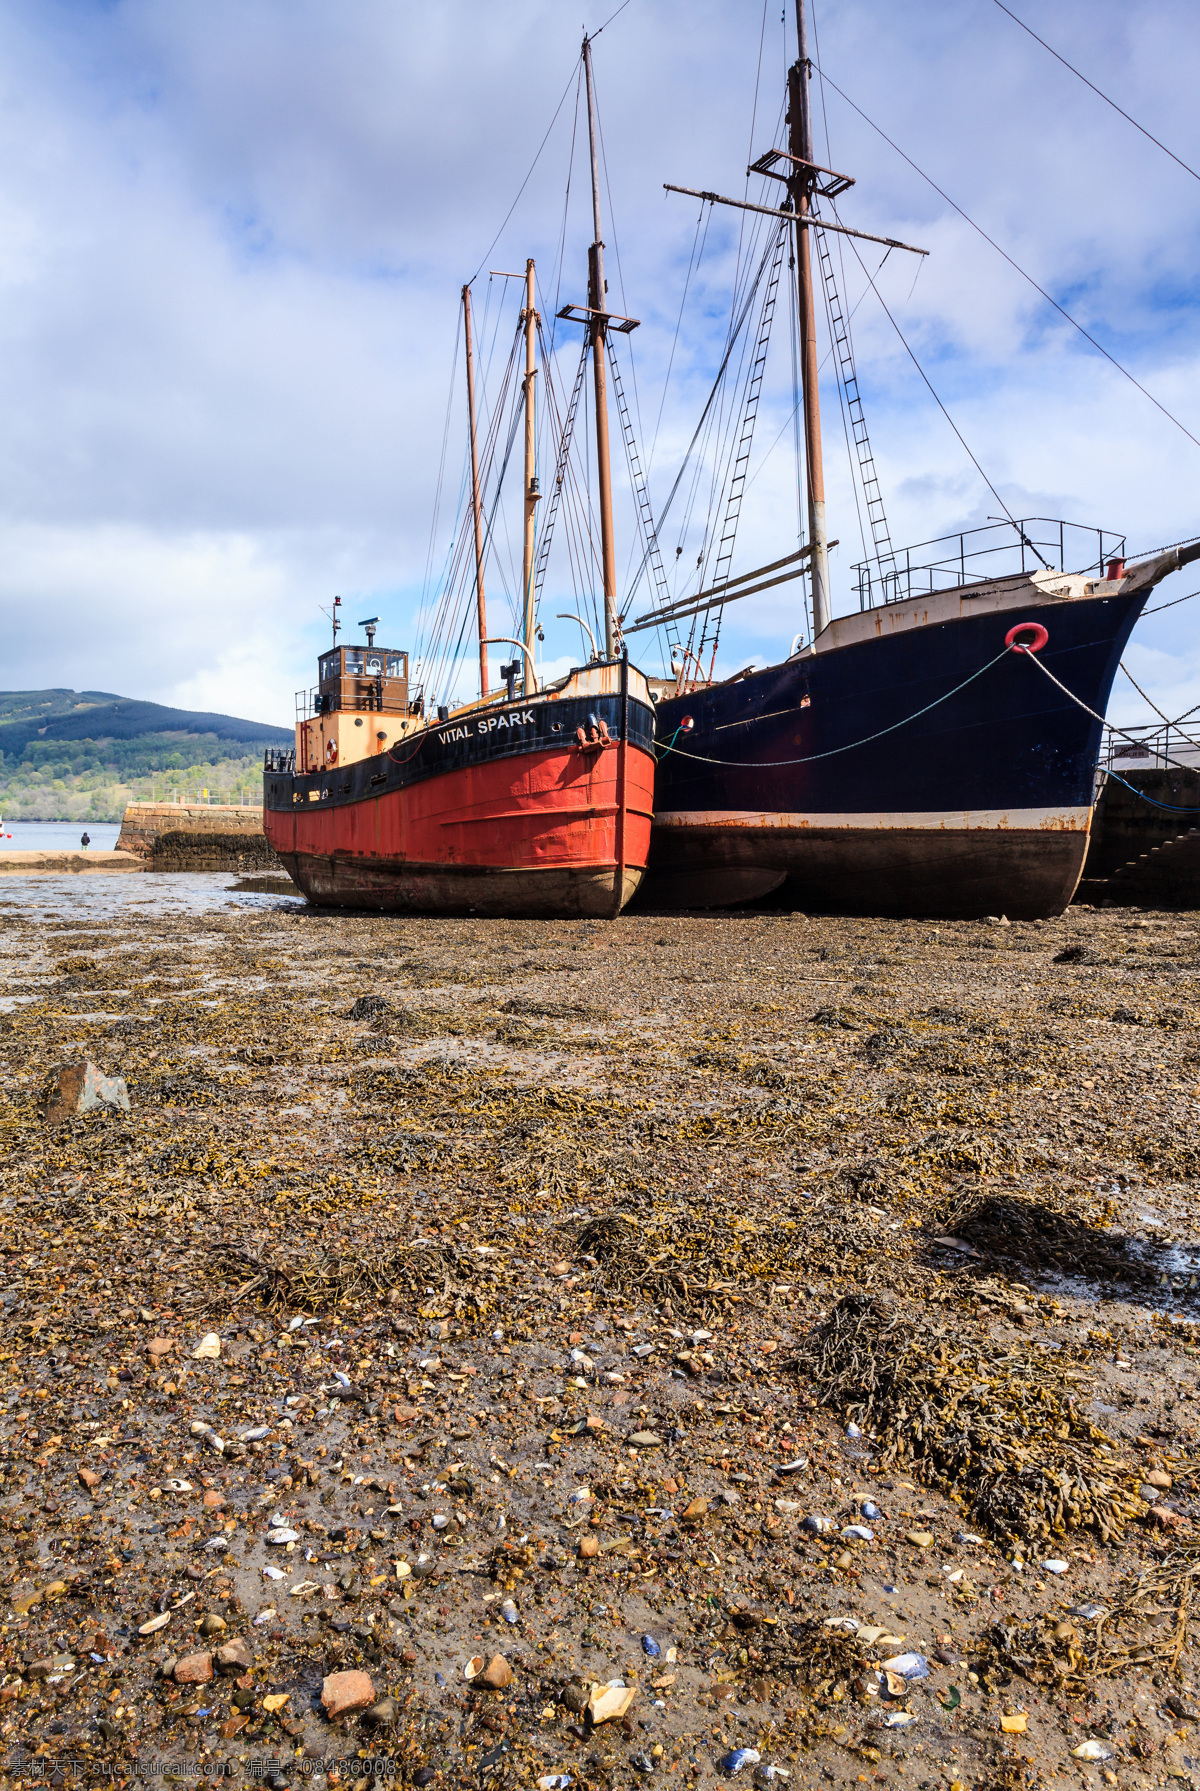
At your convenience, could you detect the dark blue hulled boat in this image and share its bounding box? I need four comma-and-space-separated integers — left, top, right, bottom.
647, 539, 1197, 917
628, 1, 1199, 918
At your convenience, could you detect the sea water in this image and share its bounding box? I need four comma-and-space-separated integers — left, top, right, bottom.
0, 820, 122, 852
0, 870, 303, 959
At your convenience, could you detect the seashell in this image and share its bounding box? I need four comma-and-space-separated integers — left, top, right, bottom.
880, 1652, 929, 1681
718, 1750, 761, 1776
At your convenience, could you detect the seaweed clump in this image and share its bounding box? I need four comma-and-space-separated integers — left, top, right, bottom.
794, 1292, 1147, 1547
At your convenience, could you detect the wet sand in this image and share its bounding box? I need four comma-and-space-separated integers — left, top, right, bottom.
1, 877, 1198, 1790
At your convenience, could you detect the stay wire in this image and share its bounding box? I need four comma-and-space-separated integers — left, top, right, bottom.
469, 65, 578, 285
814, 64, 1200, 456
992, 0, 1200, 186
1143, 585, 1200, 617
826, 197, 1019, 527
1118, 661, 1200, 752
1023, 648, 1200, 777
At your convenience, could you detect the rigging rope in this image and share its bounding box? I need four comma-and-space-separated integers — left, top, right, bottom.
824, 196, 1020, 531
1022, 649, 1200, 776
1104, 769, 1200, 815
655, 646, 1011, 768
814, 64, 1200, 455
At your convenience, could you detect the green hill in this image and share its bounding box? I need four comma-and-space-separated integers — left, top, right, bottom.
0, 689, 291, 822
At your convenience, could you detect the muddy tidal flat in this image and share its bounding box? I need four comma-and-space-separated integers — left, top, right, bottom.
1, 879, 1200, 1791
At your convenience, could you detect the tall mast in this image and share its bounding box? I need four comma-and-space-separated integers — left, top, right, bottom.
462, 281, 490, 698
521, 257, 540, 692
583, 35, 619, 659
788, 0, 831, 637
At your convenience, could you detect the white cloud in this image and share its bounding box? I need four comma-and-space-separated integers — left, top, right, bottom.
0, 0, 1195, 737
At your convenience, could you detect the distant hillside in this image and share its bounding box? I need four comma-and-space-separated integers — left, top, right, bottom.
0, 689, 291, 822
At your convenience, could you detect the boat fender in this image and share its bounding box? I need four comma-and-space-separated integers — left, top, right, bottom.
1005, 622, 1049, 654
680, 715, 695, 732
326, 738, 339, 764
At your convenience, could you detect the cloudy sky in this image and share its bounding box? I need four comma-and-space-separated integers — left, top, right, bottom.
0, 0, 1197, 732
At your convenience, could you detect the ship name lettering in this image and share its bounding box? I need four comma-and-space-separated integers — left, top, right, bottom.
478, 710, 535, 734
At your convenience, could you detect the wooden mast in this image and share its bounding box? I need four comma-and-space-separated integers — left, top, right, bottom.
788, 0, 831, 637
462, 281, 490, 698
521, 257, 540, 694
583, 35, 619, 660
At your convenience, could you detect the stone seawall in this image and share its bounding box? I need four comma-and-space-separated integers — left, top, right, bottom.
116, 801, 280, 872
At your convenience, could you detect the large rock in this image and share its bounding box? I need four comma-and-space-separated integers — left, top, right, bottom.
44, 1062, 130, 1123
321, 1670, 376, 1719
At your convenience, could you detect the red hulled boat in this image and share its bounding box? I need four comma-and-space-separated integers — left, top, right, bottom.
263, 640, 654, 916
263, 41, 656, 917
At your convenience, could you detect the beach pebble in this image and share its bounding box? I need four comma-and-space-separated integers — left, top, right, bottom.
173, 1652, 213, 1685
321, 1670, 376, 1719
214, 1638, 253, 1674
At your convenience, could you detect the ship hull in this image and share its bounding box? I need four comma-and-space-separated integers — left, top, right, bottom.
646, 588, 1144, 918
264, 671, 655, 918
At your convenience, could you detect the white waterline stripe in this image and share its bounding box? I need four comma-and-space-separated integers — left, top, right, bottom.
653, 806, 1092, 833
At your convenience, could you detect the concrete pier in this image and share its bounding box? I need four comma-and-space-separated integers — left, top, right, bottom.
116, 801, 280, 872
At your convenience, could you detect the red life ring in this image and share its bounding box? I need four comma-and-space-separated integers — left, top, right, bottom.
1005, 621, 1049, 654
325, 738, 338, 765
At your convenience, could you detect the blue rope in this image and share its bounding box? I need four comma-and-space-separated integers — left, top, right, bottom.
1105, 767, 1200, 814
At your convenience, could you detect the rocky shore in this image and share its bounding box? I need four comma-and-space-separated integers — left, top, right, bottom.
0, 892, 1198, 1791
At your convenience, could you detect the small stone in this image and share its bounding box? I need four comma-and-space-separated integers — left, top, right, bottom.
478, 1654, 513, 1690
147, 1338, 174, 1360
199, 1614, 227, 1637
262, 1693, 289, 1713
78, 1468, 101, 1489
579, 1535, 600, 1559
322, 1669, 376, 1719
628, 1431, 662, 1449
192, 1333, 221, 1360
906, 1530, 934, 1548
1146, 1469, 1173, 1490
214, 1638, 253, 1674
1149, 1505, 1188, 1530
365, 1698, 398, 1726
680, 1498, 708, 1522
202, 1491, 225, 1509
562, 1683, 590, 1714
44, 1060, 130, 1123
26, 1658, 54, 1680
173, 1652, 214, 1684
